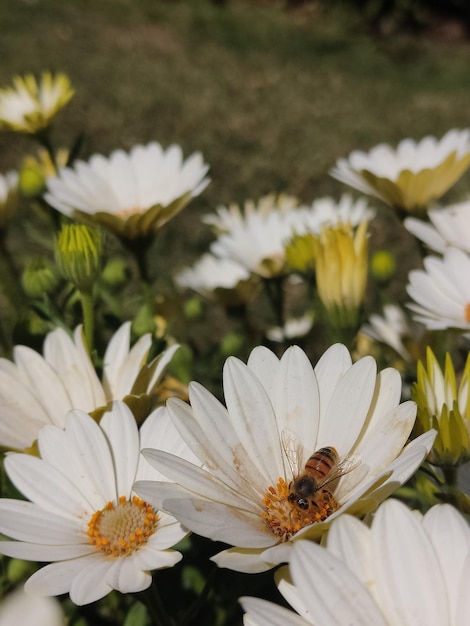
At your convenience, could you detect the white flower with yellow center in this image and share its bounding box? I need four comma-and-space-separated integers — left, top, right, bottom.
407, 247, 470, 330
0, 402, 192, 606
0, 322, 178, 450
45, 142, 209, 240
241, 500, 470, 625
0, 72, 74, 134
405, 199, 470, 254
135, 344, 435, 573
331, 129, 470, 212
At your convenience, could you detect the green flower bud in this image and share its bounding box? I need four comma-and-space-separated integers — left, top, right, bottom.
412, 347, 470, 467
184, 296, 203, 320
55, 224, 103, 291
21, 258, 59, 297
101, 257, 128, 287
370, 249, 396, 283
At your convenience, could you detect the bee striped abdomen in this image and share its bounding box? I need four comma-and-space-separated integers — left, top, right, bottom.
304, 447, 338, 480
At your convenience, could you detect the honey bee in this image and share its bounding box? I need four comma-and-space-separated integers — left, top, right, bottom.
281, 433, 361, 513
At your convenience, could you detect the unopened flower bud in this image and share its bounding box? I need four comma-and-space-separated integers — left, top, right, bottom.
55, 224, 103, 291
22, 258, 59, 297
370, 249, 396, 283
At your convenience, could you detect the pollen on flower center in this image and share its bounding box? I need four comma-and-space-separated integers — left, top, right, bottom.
262, 477, 338, 542
87, 495, 158, 557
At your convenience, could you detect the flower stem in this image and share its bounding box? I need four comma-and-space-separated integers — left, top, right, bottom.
138, 583, 176, 626
262, 276, 286, 330
442, 465, 458, 489
79, 288, 94, 353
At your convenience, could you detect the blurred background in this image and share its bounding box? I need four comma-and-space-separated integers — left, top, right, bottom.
2, 0, 470, 363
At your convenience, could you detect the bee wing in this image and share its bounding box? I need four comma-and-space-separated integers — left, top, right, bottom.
280, 429, 304, 480
317, 454, 362, 489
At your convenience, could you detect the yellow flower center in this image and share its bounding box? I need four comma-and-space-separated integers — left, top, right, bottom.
87, 495, 158, 557
262, 477, 338, 542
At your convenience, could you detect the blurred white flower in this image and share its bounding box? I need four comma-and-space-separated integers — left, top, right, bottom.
0, 586, 65, 626
135, 344, 434, 573
45, 142, 209, 240
290, 193, 375, 235
0, 403, 191, 605
0, 72, 74, 134
405, 199, 470, 254
407, 247, 470, 330
209, 195, 300, 278
175, 253, 251, 297
242, 500, 470, 625
266, 314, 314, 343
331, 129, 470, 212
361, 304, 413, 360
0, 170, 19, 230
0, 322, 178, 450
203, 193, 299, 234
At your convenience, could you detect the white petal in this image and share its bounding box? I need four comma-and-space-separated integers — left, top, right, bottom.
174, 387, 266, 495
25, 554, 102, 599
141, 448, 258, 511
240, 596, 309, 626
316, 356, 377, 455
372, 499, 448, 626
290, 541, 386, 626
158, 496, 273, 548
100, 401, 139, 498
69, 557, 115, 605
0, 500, 81, 544
105, 556, 152, 593
223, 356, 284, 482
212, 547, 277, 573
326, 514, 373, 587
4, 453, 93, 519
313, 344, 352, 418
0, 540, 93, 561
64, 410, 117, 503
423, 504, 470, 622
275, 346, 320, 452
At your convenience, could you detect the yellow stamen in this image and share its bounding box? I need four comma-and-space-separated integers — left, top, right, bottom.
262, 477, 338, 542
87, 496, 158, 557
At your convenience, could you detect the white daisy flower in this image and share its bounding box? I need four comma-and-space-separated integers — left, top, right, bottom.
203, 193, 299, 234
407, 247, 470, 330
135, 344, 435, 573
0, 586, 65, 626
241, 500, 470, 625
45, 142, 209, 240
210, 199, 300, 278
175, 253, 251, 297
405, 199, 470, 254
0, 322, 178, 450
0, 402, 192, 606
0, 72, 74, 134
331, 129, 470, 212
360, 304, 414, 361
